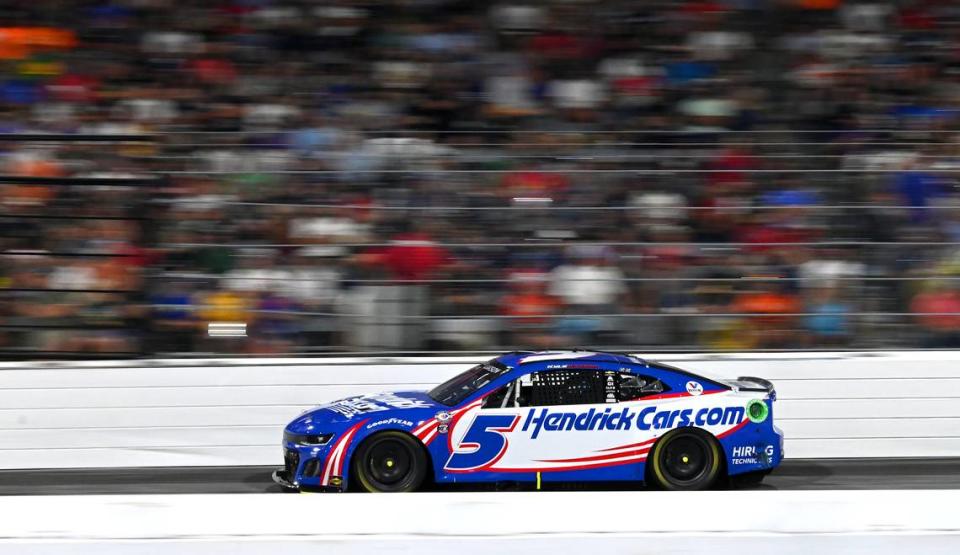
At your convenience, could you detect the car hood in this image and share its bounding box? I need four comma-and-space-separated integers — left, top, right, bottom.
286, 390, 445, 433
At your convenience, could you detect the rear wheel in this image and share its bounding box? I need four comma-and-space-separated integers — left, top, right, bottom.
647, 429, 722, 491
352, 431, 427, 492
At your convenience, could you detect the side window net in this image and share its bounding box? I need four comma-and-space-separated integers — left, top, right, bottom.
484, 370, 671, 409
530, 370, 608, 406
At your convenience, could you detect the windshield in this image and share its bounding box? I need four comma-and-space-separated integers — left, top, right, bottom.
428, 362, 508, 406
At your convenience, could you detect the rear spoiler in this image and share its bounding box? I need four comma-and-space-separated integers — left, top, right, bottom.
729, 376, 776, 400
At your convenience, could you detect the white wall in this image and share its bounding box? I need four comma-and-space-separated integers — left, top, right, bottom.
3, 490, 960, 554
1, 351, 959, 469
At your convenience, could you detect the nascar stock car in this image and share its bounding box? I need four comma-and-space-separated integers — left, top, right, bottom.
273, 350, 783, 492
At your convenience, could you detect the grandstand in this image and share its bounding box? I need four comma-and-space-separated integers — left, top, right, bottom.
2, 0, 960, 357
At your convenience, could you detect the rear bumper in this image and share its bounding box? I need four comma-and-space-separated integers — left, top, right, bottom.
774, 424, 785, 461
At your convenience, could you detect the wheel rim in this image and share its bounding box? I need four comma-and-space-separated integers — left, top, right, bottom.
661, 434, 710, 484
365, 438, 414, 487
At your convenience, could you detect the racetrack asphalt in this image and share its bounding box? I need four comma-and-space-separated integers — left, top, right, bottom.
1, 458, 959, 495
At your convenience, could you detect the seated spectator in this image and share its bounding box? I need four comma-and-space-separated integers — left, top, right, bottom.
732, 280, 802, 349
6, 0, 960, 356
911, 283, 960, 348
360, 226, 452, 282
803, 287, 853, 346
499, 269, 561, 348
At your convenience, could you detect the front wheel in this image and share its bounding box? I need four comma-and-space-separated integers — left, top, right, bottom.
646, 429, 722, 491
352, 431, 428, 492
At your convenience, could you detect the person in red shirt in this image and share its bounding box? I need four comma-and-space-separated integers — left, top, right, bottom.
911, 284, 960, 347
360, 228, 452, 281
499, 163, 569, 201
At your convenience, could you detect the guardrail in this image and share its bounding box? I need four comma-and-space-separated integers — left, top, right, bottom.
1, 351, 958, 469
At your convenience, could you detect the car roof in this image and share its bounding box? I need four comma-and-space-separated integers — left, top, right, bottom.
494, 350, 644, 368
491, 350, 730, 391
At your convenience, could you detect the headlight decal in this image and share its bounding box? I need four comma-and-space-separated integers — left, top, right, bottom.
284, 431, 334, 445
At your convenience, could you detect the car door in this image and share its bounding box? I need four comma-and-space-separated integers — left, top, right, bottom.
444, 368, 650, 479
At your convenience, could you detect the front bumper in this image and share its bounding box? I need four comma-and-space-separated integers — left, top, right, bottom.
280, 444, 327, 488
272, 469, 299, 491
272, 468, 344, 493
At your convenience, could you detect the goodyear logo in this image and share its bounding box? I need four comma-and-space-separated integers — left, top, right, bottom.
522, 406, 746, 439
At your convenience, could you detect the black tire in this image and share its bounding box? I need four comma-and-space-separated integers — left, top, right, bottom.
646, 429, 723, 491
352, 431, 428, 493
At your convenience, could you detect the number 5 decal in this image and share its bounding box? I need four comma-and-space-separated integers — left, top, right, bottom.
445, 414, 520, 472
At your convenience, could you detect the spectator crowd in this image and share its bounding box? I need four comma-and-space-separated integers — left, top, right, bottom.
3, 0, 960, 356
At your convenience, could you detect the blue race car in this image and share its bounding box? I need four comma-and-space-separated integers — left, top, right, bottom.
273, 350, 783, 492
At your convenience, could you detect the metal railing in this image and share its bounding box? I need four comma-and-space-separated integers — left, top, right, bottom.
4, 130, 960, 358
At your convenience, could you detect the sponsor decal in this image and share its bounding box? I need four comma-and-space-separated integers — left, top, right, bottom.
433, 411, 453, 434
730, 444, 773, 465
514, 405, 746, 439
731, 445, 758, 464
731, 444, 776, 465
523, 407, 634, 439
637, 405, 744, 431
326, 393, 432, 418
446, 405, 747, 472
412, 401, 483, 445
604, 373, 617, 403
371, 393, 433, 409
366, 418, 414, 430
444, 403, 748, 473
686, 381, 703, 396
327, 398, 388, 418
